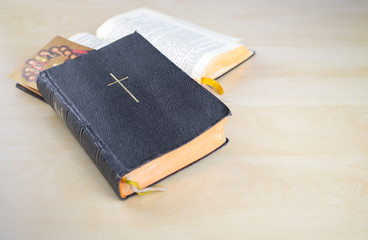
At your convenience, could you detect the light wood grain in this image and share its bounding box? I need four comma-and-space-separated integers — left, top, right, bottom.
1, 0, 368, 239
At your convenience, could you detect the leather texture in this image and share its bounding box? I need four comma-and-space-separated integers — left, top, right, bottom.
37, 32, 231, 199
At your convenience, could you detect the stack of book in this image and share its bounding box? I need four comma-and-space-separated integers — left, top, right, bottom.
9, 8, 254, 199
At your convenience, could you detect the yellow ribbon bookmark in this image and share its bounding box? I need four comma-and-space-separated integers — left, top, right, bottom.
123, 177, 166, 196
201, 77, 224, 95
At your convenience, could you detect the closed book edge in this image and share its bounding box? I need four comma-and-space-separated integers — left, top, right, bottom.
37, 33, 231, 199
15, 83, 46, 102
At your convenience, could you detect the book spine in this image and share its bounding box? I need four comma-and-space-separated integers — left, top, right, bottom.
37, 71, 123, 199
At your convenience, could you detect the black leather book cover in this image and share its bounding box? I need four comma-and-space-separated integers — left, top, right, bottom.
37, 32, 230, 199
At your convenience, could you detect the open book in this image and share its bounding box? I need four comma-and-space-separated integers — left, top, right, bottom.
10, 8, 254, 99
69, 8, 254, 88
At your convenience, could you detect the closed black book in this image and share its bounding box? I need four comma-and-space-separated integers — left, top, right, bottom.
37, 32, 231, 199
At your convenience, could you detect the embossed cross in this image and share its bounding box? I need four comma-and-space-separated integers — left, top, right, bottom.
107, 73, 139, 103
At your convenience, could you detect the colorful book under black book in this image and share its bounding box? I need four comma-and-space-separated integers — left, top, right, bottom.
37, 32, 231, 199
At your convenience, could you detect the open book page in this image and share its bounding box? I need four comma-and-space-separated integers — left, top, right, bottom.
68, 32, 109, 50
96, 8, 243, 81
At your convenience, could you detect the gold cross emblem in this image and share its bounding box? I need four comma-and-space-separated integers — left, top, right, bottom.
107, 73, 139, 103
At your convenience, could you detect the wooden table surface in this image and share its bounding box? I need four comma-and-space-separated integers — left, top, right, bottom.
1, 0, 367, 239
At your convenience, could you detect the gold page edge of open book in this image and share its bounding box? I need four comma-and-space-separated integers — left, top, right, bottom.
119, 117, 228, 198
202, 45, 252, 79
